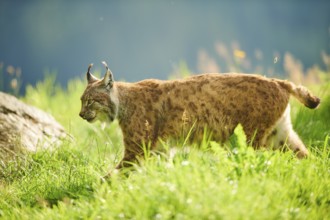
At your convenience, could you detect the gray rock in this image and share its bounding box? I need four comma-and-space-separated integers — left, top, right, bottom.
0, 92, 67, 154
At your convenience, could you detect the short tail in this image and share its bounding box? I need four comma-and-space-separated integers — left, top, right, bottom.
276, 80, 320, 109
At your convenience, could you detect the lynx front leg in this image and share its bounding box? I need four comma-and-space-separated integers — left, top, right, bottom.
102, 140, 144, 179
116, 137, 148, 169
116, 148, 142, 169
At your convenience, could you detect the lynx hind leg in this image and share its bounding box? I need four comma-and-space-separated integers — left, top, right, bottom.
266, 105, 308, 158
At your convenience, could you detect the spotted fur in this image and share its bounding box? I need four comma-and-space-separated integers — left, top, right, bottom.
79, 62, 320, 173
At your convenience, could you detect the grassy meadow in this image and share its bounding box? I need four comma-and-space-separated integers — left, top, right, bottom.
0, 66, 330, 219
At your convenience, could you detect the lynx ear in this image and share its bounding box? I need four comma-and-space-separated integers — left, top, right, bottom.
101, 61, 114, 89
87, 63, 98, 84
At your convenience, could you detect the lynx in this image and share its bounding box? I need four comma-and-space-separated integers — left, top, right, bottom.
79, 62, 320, 173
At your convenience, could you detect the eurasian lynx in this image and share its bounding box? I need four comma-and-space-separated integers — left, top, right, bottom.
79, 62, 320, 173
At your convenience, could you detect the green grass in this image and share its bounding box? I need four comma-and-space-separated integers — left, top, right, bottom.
0, 74, 329, 219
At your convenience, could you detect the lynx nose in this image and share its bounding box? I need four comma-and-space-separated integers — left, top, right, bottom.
79, 112, 84, 118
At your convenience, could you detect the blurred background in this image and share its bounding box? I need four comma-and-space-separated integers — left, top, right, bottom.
0, 0, 329, 95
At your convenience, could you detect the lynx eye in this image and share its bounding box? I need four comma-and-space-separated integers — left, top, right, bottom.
87, 100, 95, 106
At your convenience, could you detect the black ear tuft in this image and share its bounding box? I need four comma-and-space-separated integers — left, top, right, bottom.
102, 61, 114, 88
87, 63, 98, 84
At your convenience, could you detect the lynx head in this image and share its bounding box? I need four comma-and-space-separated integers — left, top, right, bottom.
79, 61, 118, 123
